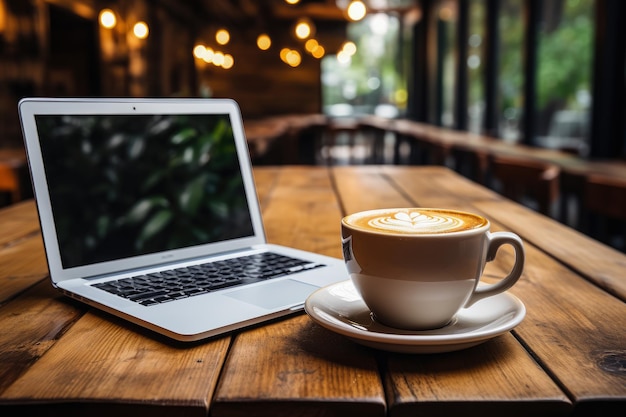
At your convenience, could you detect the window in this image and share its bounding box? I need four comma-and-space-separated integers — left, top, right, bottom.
437, 0, 457, 127
498, 0, 524, 142
467, 0, 485, 133
536, 0, 594, 156
321, 13, 404, 118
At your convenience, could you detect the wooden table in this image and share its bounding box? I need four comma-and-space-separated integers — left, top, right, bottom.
1, 165, 624, 417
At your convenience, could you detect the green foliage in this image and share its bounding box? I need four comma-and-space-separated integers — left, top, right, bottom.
38, 114, 251, 267
499, 0, 593, 112
537, 3, 593, 110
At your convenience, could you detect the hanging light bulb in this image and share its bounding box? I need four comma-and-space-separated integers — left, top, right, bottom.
347, 1, 367, 21
99, 9, 117, 29
257, 34, 272, 50
193, 44, 206, 59
216, 29, 230, 45
222, 54, 234, 69
133, 21, 149, 39
294, 18, 315, 40
342, 41, 357, 56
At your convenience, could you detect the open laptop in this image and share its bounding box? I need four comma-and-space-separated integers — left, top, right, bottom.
18, 97, 347, 341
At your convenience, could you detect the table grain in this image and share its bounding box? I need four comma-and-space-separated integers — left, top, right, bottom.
1, 165, 624, 417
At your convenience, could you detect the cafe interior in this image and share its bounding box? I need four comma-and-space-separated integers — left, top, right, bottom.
0, 0, 625, 252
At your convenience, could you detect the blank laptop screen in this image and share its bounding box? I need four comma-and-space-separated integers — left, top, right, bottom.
35, 113, 254, 269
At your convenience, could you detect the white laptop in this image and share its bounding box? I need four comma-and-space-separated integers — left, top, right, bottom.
18, 97, 346, 341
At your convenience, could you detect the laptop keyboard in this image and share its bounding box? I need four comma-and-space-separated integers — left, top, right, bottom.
92, 252, 325, 306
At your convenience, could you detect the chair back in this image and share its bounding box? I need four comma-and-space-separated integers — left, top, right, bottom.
489, 154, 560, 216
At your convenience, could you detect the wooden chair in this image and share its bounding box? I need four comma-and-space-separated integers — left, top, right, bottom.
488, 154, 560, 217
405, 134, 450, 166
558, 170, 587, 229
356, 123, 388, 164
582, 174, 626, 251
450, 144, 489, 184
323, 118, 360, 164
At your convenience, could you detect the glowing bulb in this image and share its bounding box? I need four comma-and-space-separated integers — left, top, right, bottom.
295, 21, 312, 39
311, 45, 325, 59
342, 41, 357, 55
305, 39, 318, 52
216, 29, 230, 45
133, 21, 149, 39
285, 0, 300, 4
202, 47, 215, 63
286, 50, 301, 67
99, 9, 116, 29
223, 54, 234, 69
257, 34, 271, 50
193, 44, 206, 59
213, 51, 225, 67
347, 1, 367, 21
337, 50, 351, 65
280, 48, 301, 67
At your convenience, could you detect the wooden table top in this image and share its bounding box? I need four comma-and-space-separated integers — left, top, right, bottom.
1, 165, 624, 417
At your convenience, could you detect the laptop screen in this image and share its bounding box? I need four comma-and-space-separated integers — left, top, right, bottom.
35, 113, 255, 269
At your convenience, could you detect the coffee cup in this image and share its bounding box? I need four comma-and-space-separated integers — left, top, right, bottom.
341, 208, 525, 330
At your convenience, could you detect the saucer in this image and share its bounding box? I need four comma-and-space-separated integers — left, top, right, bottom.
304, 280, 525, 354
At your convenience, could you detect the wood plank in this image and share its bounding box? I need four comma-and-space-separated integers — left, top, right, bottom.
385, 336, 571, 417
259, 165, 344, 258
211, 315, 386, 417
0, 281, 84, 394
0, 231, 49, 303
213, 165, 385, 417
470, 200, 626, 414
252, 166, 281, 211
385, 168, 625, 413
0, 200, 40, 246
331, 166, 570, 415
475, 199, 626, 301
331, 165, 414, 213
0, 310, 230, 417
379, 165, 502, 208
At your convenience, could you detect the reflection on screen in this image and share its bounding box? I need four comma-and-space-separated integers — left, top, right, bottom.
36, 114, 254, 268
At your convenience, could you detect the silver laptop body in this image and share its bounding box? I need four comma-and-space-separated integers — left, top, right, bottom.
18, 97, 346, 341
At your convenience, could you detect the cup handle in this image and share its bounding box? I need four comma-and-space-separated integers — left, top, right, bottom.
464, 231, 525, 307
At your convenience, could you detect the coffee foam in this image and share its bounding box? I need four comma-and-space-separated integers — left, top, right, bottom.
345, 208, 487, 234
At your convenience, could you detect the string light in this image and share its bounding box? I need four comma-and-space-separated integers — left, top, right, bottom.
223, 54, 234, 69
341, 41, 357, 56
99, 9, 116, 29
257, 34, 272, 50
213, 51, 225, 67
336, 40, 357, 64
215, 29, 230, 45
133, 21, 149, 39
205, 47, 216, 63
347, 1, 367, 21
280, 48, 301, 67
305, 39, 325, 59
193, 44, 206, 59
311, 44, 325, 59
294, 19, 314, 40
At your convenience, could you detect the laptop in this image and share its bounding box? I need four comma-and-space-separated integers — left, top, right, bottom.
18, 97, 347, 341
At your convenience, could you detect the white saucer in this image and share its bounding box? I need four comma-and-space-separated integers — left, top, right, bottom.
304, 280, 525, 354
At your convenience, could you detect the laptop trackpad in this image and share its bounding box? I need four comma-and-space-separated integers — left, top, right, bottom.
225, 279, 318, 310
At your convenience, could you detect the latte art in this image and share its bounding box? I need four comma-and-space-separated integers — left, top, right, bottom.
369, 211, 465, 233
344, 208, 488, 234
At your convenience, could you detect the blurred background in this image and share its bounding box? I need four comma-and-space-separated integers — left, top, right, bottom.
0, 0, 625, 248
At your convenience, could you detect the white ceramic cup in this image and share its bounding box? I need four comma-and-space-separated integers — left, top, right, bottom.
341, 208, 525, 330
